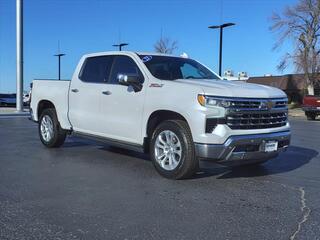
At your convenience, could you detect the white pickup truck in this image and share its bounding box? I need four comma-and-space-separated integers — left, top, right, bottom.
30, 51, 290, 179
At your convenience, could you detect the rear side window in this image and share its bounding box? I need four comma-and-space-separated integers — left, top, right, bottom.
109, 56, 144, 84
79, 56, 113, 83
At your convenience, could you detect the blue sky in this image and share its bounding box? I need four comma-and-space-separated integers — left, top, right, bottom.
0, 0, 297, 93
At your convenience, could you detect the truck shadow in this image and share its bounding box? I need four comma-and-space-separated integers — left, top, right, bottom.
101, 145, 318, 180
98, 145, 151, 161
63, 139, 318, 180
198, 146, 318, 179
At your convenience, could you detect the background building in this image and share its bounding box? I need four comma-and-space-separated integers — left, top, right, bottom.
247, 74, 320, 103
223, 70, 249, 81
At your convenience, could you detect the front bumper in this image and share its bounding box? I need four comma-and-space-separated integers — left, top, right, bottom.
195, 131, 290, 165
302, 106, 320, 113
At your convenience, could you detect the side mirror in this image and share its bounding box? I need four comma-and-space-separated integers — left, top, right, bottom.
117, 73, 143, 92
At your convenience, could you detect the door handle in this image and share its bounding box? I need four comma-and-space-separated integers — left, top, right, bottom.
71, 89, 79, 93
102, 90, 112, 95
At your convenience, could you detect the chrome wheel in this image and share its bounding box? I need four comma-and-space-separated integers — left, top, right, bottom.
40, 115, 54, 142
154, 130, 182, 171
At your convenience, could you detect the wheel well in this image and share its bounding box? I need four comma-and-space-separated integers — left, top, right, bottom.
144, 110, 189, 153
37, 100, 55, 119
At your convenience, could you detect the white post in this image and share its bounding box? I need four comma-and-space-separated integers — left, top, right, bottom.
16, 0, 23, 112
307, 84, 315, 95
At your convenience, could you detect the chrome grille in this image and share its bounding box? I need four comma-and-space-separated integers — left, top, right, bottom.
229, 98, 288, 111
227, 112, 288, 129
226, 98, 288, 129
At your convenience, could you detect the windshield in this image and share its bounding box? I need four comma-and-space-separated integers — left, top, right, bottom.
138, 55, 220, 80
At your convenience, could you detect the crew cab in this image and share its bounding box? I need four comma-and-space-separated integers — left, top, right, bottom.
30, 51, 290, 179
302, 95, 320, 120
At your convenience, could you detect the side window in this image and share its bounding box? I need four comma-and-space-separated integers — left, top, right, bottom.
109, 56, 144, 84
79, 56, 113, 83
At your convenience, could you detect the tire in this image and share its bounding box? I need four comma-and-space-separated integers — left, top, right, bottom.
306, 112, 316, 120
38, 108, 66, 148
150, 120, 198, 179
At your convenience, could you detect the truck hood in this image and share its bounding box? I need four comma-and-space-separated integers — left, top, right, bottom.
174, 79, 287, 99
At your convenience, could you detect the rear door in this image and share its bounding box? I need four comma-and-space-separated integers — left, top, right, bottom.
68, 55, 114, 135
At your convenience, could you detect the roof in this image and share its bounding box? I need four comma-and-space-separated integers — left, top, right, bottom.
82, 51, 175, 58
135, 51, 174, 57
247, 74, 307, 90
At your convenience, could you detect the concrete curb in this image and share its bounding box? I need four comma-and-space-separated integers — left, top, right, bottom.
0, 112, 30, 117
0, 107, 30, 117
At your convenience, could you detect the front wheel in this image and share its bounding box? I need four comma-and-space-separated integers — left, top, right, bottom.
39, 108, 66, 148
150, 120, 198, 179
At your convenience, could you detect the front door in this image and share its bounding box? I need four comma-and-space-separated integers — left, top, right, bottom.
99, 55, 146, 144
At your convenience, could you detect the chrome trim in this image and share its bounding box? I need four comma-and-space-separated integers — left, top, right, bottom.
195, 131, 290, 164
205, 96, 288, 111
205, 96, 288, 101
227, 108, 287, 114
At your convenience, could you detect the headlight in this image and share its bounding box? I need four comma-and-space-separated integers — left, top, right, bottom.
197, 95, 231, 108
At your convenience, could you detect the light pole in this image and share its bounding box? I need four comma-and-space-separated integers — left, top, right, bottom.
112, 43, 129, 51
16, 0, 23, 112
208, 23, 235, 76
54, 53, 65, 80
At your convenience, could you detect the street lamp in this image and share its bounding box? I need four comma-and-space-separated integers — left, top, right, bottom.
112, 43, 129, 51
208, 23, 235, 76
16, 0, 23, 112
54, 53, 65, 80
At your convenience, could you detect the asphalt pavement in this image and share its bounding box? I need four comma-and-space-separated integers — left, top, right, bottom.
0, 116, 319, 240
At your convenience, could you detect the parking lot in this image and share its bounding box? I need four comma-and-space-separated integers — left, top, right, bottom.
0, 116, 319, 240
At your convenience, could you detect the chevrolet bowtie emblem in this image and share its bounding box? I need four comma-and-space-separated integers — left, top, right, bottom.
260, 101, 274, 110
266, 101, 274, 110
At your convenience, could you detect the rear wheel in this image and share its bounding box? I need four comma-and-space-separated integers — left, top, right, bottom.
150, 120, 198, 179
39, 108, 66, 148
306, 112, 316, 120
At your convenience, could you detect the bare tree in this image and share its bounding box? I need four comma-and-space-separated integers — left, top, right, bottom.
154, 37, 178, 54
271, 0, 320, 95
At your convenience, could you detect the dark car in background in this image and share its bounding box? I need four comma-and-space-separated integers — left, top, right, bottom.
0, 94, 16, 107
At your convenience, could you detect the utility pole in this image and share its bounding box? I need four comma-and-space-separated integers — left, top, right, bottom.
54, 53, 65, 80
112, 43, 129, 51
208, 23, 235, 76
16, 0, 23, 112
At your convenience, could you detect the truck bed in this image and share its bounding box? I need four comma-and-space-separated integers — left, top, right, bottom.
31, 79, 72, 129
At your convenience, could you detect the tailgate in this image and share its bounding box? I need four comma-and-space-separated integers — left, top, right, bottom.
303, 95, 320, 107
